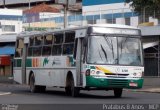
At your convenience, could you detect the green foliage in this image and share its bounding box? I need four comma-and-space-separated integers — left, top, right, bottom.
125, 0, 160, 19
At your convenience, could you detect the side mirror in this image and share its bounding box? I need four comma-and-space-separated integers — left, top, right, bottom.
83, 37, 88, 47
73, 39, 78, 59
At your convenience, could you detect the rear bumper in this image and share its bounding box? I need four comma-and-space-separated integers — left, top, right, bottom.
86, 76, 143, 89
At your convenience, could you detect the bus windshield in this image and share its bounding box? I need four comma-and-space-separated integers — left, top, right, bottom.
87, 36, 142, 66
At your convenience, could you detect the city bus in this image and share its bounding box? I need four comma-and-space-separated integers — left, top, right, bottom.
13, 24, 144, 97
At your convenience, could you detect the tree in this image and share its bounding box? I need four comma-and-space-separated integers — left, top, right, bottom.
125, 0, 160, 22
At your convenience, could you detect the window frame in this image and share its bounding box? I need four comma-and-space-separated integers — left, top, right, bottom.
27, 34, 44, 57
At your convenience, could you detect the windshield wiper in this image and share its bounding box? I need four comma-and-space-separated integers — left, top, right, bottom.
98, 46, 104, 62
100, 44, 108, 62
104, 36, 114, 59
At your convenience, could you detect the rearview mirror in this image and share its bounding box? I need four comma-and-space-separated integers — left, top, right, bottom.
83, 37, 88, 47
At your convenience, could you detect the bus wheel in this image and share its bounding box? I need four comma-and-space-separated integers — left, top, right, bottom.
38, 86, 46, 93
29, 74, 46, 93
114, 88, 123, 98
70, 76, 80, 97
65, 87, 71, 96
29, 74, 38, 93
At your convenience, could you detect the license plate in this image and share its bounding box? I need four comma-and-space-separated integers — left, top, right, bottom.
129, 82, 138, 87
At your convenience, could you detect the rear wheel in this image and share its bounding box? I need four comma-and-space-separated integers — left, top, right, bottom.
114, 88, 123, 98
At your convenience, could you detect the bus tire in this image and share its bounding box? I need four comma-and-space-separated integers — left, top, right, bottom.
70, 76, 80, 97
29, 73, 39, 93
37, 86, 46, 93
65, 87, 71, 96
114, 88, 123, 98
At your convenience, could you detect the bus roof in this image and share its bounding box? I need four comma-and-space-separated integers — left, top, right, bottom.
17, 24, 139, 38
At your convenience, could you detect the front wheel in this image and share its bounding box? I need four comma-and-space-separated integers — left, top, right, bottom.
65, 87, 71, 96
70, 76, 80, 97
114, 88, 123, 98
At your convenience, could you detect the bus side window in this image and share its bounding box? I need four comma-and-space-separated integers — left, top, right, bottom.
35, 35, 43, 46
65, 31, 75, 43
63, 43, 74, 55
15, 39, 24, 58
44, 34, 53, 45
53, 33, 63, 44
29, 37, 34, 46
15, 49, 22, 57
42, 46, 51, 56
42, 34, 53, 56
62, 31, 75, 55
28, 47, 33, 56
32, 47, 42, 56
73, 39, 78, 59
52, 45, 62, 55
52, 33, 63, 55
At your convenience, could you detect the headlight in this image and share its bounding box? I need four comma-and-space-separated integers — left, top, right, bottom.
133, 72, 142, 77
91, 70, 95, 75
96, 71, 104, 75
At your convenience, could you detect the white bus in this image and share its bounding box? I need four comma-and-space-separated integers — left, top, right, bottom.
13, 24, 144, 97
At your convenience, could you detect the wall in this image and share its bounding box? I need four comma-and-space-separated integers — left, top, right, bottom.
82, 0, 159, 27
83, 0, 130, 15
0, 9, 22, 16
0, 20, 22, 34
144, 78, 160, 86
0, 9, 23, 34
83, 0, 125, 6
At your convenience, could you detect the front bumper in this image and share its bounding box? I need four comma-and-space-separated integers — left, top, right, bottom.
86, 76, 143, 89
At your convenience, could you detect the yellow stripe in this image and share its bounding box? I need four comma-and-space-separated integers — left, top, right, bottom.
97, 66, 112, 73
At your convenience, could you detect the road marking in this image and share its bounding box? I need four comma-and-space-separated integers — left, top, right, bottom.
0, 92, 11, 96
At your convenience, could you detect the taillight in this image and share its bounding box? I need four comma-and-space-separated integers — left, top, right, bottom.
85, 69, 90, 76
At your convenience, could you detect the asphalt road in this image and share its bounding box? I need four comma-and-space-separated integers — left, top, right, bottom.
0, 83, 160, 110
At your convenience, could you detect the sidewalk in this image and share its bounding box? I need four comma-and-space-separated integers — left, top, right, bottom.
0, 76, 13, 84
137, 86, 160, 93
125, 86, 160, 93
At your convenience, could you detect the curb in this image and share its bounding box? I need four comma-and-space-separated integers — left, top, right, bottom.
0, 77, 14, 84
124, 89, 160, 93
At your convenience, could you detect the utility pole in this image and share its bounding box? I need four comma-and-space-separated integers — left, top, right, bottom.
28, 0, 31, 31
3, 0, 5, 8
29, 0, 31, 9
63, 0, 69, 28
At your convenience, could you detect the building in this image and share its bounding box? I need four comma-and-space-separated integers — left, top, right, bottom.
0, 9, 22, 34
0, 8, 22, 76
23, 3, 61, 31
140, 26, 160, 86
0, 0, 53, 9
82, 0, 159, 26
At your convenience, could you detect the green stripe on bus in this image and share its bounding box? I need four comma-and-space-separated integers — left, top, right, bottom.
17, 59, 22, 67
90, 66, 96, 69
26, 58, 32, 67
